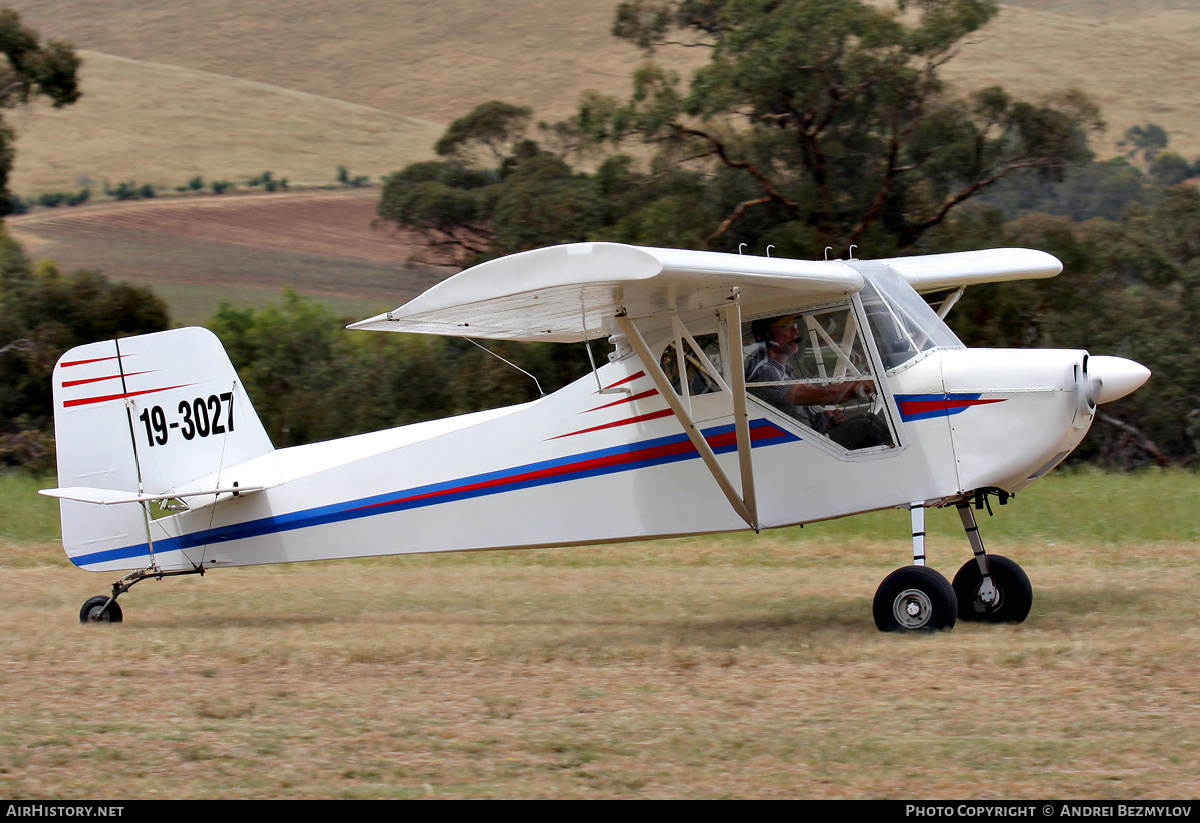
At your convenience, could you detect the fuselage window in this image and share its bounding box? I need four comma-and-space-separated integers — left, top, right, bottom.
660, 333, 723, 397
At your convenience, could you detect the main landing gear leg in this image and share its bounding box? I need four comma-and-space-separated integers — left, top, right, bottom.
79, 564, 206, 624
950, 500, 1033, 624
872, 502, 958, 632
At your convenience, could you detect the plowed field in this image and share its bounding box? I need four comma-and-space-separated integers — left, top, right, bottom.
8, 189, 453, 325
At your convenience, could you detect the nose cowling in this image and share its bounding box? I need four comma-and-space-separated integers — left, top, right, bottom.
1085, 355, 1151, 406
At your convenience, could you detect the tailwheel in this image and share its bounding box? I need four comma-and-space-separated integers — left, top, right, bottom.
873, 566, 957, 632
79, 595, 123, 624
952, 555, 1032, 624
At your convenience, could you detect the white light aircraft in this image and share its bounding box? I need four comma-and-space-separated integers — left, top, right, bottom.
42, 242, 1150, 631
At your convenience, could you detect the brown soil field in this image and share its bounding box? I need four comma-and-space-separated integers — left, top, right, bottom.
7, 189, 454, 325
13, 189, 421, 266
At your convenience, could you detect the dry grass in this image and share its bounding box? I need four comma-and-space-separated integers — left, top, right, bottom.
942, 3, 1200, 159
5, 1, 1200, 196
8, 51, 444, 194
3, 532, 1199, 799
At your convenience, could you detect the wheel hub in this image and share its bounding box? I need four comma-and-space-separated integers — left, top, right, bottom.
893, 588, 933, 629
972, 583, 1004, 614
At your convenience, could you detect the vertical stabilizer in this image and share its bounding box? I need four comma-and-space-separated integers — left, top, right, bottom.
50, 327, 273, 569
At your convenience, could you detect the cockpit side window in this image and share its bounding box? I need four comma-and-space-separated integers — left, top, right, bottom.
742, 304, 894, 451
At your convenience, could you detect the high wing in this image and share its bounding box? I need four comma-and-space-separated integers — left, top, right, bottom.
349, 243, 1061, 342
876, 248, 1061, 291
349, 243, 864, 343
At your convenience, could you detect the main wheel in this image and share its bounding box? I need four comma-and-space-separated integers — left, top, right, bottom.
79, 595, 123, 624
873, 566, 957, 632
952, 555, 1032, 623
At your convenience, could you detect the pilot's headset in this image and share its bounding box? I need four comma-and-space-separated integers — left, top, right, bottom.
752, 314, 799, 353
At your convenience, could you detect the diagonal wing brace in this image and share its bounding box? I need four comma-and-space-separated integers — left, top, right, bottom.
616, 308, 759, 531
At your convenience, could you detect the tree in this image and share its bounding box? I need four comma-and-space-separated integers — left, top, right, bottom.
379, 102, 607, 265
1149, 151, 1193, 187
206, 292, 593, 447
434, 100, 533, 167
1119, 122, 1169, 168
0, 230, 169, 469
0, 8, 81, 215
573, 0, 1102, 254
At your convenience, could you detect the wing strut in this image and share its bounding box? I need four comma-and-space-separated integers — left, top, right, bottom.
615, 308, 759, 531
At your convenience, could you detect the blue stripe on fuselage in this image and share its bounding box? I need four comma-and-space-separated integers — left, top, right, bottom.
72, 418, 799, 568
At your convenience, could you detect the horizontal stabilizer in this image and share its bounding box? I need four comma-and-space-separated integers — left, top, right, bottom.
40, 485, 264, 506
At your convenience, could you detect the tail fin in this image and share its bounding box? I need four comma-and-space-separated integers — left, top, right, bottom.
48, 327, 273, 570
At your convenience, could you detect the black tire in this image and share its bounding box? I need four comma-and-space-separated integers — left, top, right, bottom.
952, 555, 1032, 623
873, 566, 957, 632
79, 595, 123, 624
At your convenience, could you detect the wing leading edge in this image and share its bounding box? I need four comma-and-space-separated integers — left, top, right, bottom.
349, 243, 865, 343
349, 243, 1062, 343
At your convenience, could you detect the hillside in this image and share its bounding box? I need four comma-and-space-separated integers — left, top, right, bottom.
6, 189, 450, 325
5, 0, 1200, 197
9, 52, 444, 194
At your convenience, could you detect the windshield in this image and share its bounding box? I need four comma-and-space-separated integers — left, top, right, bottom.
857, 263, 963, 371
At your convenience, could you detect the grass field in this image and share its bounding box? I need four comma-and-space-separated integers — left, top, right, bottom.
3, 469, 1198, 798
2, 0, 1199, 798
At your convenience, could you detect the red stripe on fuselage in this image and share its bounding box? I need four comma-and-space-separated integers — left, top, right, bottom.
549, 407, 675, 440
600, 371, 645, 391
60, 355, 122, 368
898, 397, 1006, 416
63, 384, 193, 408
360, 423, 785, 513
61, 370, 158, 389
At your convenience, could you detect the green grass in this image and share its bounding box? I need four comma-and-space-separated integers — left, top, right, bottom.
800, 466, 1200, 547
7, 467, 1198, 557
0, 474, 62, 548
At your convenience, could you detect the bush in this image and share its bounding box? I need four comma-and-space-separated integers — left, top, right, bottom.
106, 181, 142, 201
338, 165, 370, 186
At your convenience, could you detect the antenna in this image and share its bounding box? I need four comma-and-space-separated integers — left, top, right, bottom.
824, 246, 833, 261
738, 243, 747, 255
765, 244, 774, 258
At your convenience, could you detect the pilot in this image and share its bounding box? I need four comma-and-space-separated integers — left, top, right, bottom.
746, 314, 890, 449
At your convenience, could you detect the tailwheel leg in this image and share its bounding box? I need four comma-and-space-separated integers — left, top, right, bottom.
872, 502, 957, 632
951, 501, 1033, 623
